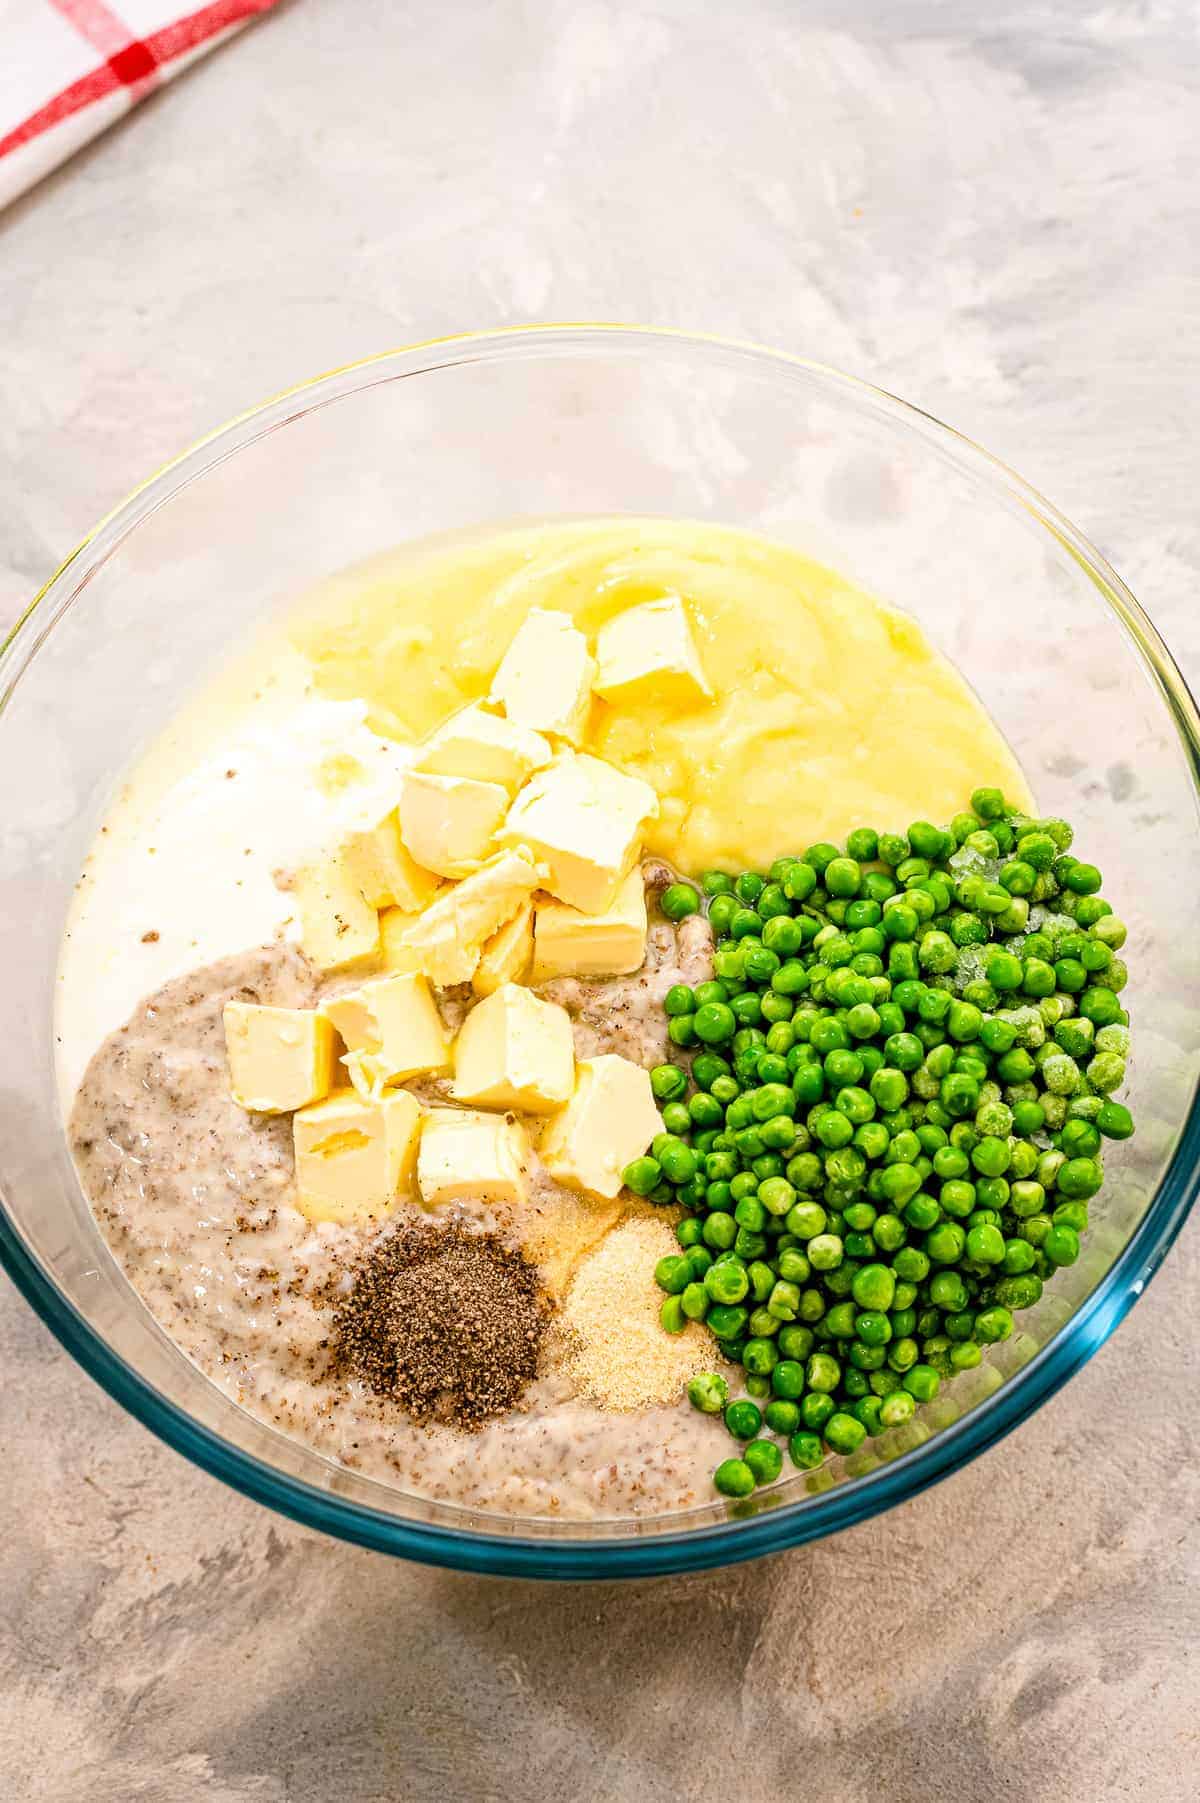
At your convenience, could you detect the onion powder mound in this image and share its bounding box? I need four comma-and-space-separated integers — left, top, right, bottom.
562, 1215, 712, 1411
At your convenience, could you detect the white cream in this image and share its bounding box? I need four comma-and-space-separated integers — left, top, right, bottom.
55, 646, 412, 1102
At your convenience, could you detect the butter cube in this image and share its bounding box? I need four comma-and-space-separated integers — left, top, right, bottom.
395, 848, 542, 988
417, 1107, 530, 1208
223, 1003, 337, 1114
293, 1087, 422, 1224
415, 703, 553, 794
379, 906, 427, 974
293, 856, 380, 971
472, 898, 534, 997
340, 809, 442, 911
454, 983, 575, 1113
593, 594, 711, 709
541, 1054, 663, 1199
321, 972, 450, 1100
501, 751, 658, 914
398, 770, 509, 878
531, 867, 647, 981
490, 608, 595, 744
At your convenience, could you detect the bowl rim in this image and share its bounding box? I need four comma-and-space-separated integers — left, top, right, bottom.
3, 322, 1199, 1578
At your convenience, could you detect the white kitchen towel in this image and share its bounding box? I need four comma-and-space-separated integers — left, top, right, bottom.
0, 0, 283, 210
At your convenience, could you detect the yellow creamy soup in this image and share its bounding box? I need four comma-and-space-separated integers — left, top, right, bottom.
290, 519, 1030, 872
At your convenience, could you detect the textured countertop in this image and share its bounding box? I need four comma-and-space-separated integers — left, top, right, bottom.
2, 5, 1198, 1799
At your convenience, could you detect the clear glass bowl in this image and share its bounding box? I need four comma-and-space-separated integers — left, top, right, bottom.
2, 326, 1197, 1578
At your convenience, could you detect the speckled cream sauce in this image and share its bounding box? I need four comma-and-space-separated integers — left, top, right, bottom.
69, 912, 732, 1522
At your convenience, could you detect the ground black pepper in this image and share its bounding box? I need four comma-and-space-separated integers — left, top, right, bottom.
331, 1219, 550, 1430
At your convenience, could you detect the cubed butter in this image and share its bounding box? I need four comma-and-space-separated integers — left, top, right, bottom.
223, 1003, 337, 1114
292, 856, 380, 971
490, 608, 595, 744
541, 1054, 663, 1199
417, 1107, 530, 1208
592, 593, 711, 709
415, 703, 552, 794
379, 906, 427, 974
454, 983, 575, 1113
398, 770, 508, 878
501, 751, 658, 914
293, 1087, 422, 1223
473, 898, 534, 997
396, 848, 542, 988
531, 867, 647, 981
340, 809, 442, 911
321, 972, 450, 1100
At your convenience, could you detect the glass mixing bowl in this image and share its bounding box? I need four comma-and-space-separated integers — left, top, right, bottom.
1, 326, 1197, 1578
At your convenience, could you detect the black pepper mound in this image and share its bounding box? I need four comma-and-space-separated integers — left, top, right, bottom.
331, 1219, 550, 1430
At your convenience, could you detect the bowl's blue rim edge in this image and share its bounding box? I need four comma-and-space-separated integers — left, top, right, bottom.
3, 323, 1199, 1576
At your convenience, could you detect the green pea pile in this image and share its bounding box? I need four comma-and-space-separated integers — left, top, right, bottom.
625, 789, 1135, 1500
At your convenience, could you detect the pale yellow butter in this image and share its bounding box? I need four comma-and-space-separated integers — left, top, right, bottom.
415, 702, 552, 794
531, 867, 647, 981
340, 809, 442, 911
320, 972, 450, 1099
453, 982, 575, 1114
593, 593, 710, 709
293, 1086, 422, 1223
472, 897, 534, 997
396, 848, 542, 988
541, 1054, 663, 1199
501, 750, 658, 915
416, 1106, 530, 1207
223, 1002, 337, 1114
379, 906, 428, 974
490, 607, 595, 744
398, 769, 509, 878
293, 856, 380, 971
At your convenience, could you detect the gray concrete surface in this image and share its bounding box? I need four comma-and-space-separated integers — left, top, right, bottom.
2, 3, 1198, 1798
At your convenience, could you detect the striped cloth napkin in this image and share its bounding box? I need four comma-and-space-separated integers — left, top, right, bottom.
0, 0, 283, 209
